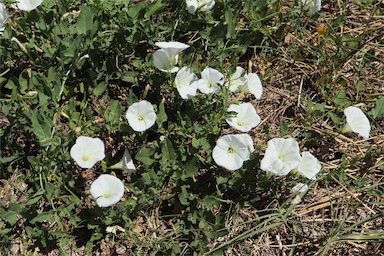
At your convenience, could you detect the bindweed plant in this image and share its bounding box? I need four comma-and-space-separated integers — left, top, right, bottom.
0, 0, 383, 255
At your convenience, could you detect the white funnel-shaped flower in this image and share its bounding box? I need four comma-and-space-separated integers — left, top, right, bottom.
70, 136, 105, 169
126, 100, 156, 132
197, 67, 224, 94
226, 102, 261, 132
260, 138, 301, 176
90, 174, 124, 207
175, 67, 198, 99
343, 106, 370, 139
110, 149, 136, 174
12, 0, 43, 12
153, 41, 189, 73
296, 151, 321, 180
212, 134, 253, 171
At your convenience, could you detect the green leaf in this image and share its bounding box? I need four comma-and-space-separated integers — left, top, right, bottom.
76, 6, 93, 35
369, 96, 384, 119
127, 89, 138, 106
184, 156, 199, 178
334, 90, 346, 106
328, 112, 342, 126
104, 100, 121, 124
0, 228, 12, 235
178, 185, 190, 206
356, 80, 364, 92
127, 2, 146, 19
29, 110, 53, 147
0, 155, 19, 164
145, 0, 167, 18
225, 8, 235, 39
19, 69, 30, 94
161, 138, 176, 161
45, 182, 56, 200
93, 81, 108, 96
156, 99, 167, 127
3, 211, 17, 226
25, 193, 43, 206
135, 147, 156, 166
279, 120, 289, 136
120, 72, 137, 84
30, 212, 55, 224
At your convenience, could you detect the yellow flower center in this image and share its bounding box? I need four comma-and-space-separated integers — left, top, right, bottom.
82, 155, 89, 161
104, 192, 111, 199
228, 147, 234, 154
138, 116, 144, 121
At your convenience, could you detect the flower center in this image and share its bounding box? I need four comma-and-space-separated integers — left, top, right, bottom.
227, 147, 234, 154
137, 116, 144, 121
237, 121, 243, 126
104, 192, 111, 199
82, 155, 89, 161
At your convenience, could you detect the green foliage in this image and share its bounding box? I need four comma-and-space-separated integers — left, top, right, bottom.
369, 96, 384, 119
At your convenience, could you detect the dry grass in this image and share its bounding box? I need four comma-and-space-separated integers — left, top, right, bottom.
204, 1, 384, 255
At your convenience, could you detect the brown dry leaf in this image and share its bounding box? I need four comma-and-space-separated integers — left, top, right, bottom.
316, 24, 327, 36
284, 33, 295, 44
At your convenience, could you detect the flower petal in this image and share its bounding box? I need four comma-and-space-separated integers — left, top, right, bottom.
343, 106, 370, 139
110, 149, 136, 174
175, 67, 198, 99
243, 73, 263, 99
0, 3, 9, 33
226, 103, 261, 132
198, 67, 224, 94
291, 183, 309, 193
297, 151, 321, 180
212, 134, 249, 170
126, 100, 156, 132
153, 49, 179, 73
90, 174, 124, 207
260, 138, 301, 176
70, 136, 105, 169
12, 0, 42, 11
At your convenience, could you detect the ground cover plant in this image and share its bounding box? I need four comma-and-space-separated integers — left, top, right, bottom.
0, 0, 383, 255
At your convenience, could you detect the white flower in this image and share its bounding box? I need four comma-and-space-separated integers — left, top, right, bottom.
106, 225, 125, 235
300, 0, 321, 13
235, 134, 255, 160
291, 182, 309, 193
291, 183, 309, 204
12, 0, 43, 12
226, 102, 261, 132
185, 0, 215, 14
153, 41, 190, 73
343, 106, 370, 139
126, 100, 156, 132
70, 136, 105, 169
225, 66, 247, 92
260, 138, 301, 176
90, 174, 124, 207
0, 3, 9, 35
110, 149, 136, 174
175, 67, 198, 99
296, 151, 321, 180
212, 134, 252, 171
197, 67, 224, 94
239, 73, 263, 99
